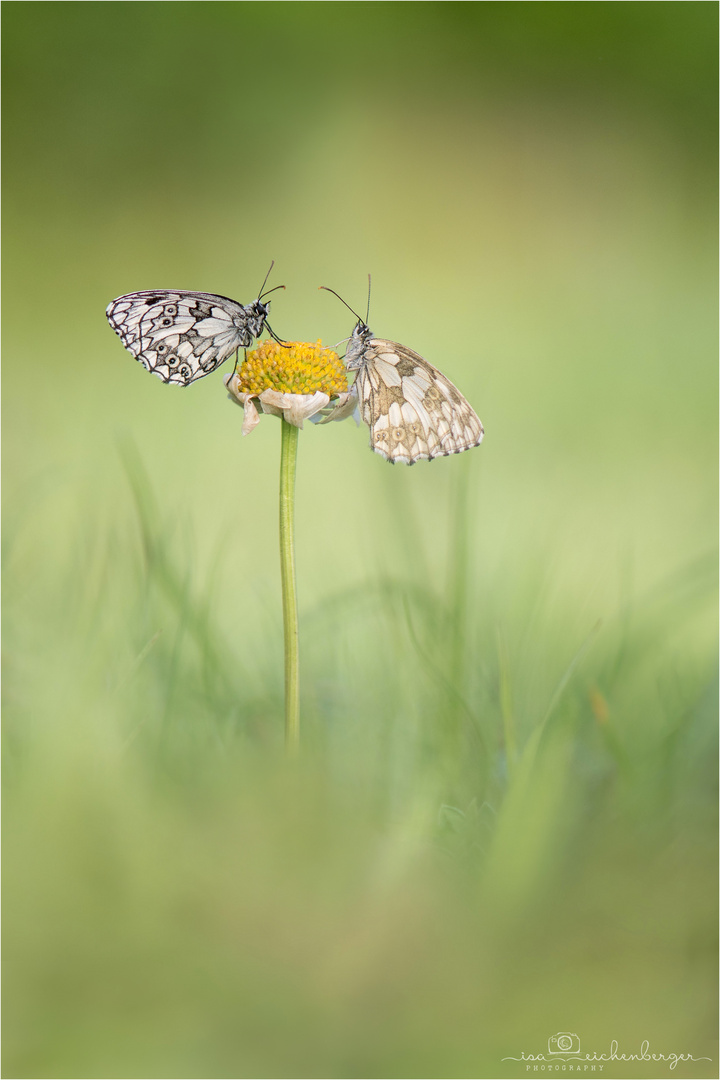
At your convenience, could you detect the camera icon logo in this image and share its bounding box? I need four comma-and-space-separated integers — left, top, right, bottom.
548, 1032, 581, 1056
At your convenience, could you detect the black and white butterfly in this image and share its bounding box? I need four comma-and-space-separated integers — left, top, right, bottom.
321, 285, 484, 464
106, 263, 285, 386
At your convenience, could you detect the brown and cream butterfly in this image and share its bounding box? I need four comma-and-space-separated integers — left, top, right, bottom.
321, 286, 484, 464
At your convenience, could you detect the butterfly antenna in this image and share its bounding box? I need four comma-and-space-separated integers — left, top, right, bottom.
257, 260, 276, 299
259, 283, 286, 300
318, 286, 364, 324
366, 274, 372, 324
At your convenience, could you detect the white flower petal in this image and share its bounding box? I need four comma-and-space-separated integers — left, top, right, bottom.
311, 387, 360, 425
255, 388, 288, 411
224, 375, 262, 434
258, 399, 284, 419
241, 396, 261, 435
225, 372, 354, 434
224, 372, 244, 402
258, 389, 329, 429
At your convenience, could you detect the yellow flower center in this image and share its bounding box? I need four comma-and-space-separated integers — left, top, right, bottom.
237, 340, 348, 397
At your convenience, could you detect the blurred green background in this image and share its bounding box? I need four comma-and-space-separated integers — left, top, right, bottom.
3, 3, 717, 1078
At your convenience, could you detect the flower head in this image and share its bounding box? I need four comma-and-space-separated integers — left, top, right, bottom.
225, 339, 358, 434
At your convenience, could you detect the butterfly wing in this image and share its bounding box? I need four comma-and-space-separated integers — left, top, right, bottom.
355, 338, 484, 464
106, 290, 257, 386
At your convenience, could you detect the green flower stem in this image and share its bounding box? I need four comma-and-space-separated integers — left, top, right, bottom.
279, 418, 300, 753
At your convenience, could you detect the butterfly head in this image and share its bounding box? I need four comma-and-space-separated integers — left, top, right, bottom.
245, 298, 271, 338
318, 285, 374, 370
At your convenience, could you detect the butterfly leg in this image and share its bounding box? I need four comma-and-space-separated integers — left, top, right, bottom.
230, 346, 242, 379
